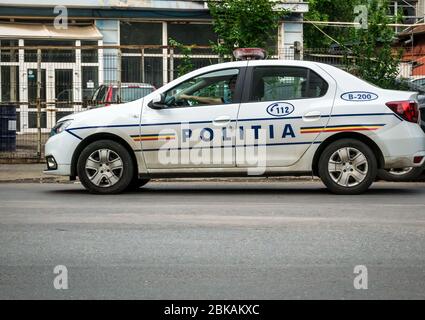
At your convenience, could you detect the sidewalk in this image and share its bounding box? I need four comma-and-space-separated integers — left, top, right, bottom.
0, 163, 69, 183
0, 163, 424, 183
0, 163, 319, 183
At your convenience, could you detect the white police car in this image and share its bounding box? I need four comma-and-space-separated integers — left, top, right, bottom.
45, 59, 425, 194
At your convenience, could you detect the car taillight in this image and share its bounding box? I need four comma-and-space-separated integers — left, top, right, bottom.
385, 100, 419, 123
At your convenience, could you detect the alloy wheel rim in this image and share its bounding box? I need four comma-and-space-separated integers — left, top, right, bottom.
85, 149, 123, 187
328, 147, 368, 187
387, 167, 413, 176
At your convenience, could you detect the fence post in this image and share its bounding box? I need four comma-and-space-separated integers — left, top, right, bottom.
140, 48, 145, 83
36, 49, 42, 159
117, 48, 122, 104
294, 41, 302, 61
169, 46, 174, 82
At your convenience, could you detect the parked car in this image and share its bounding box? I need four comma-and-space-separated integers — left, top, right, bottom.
56, 88, 97, 107
410, 76, 425, 89
376, 78, 425, 181
45, 60, 425, 194
88, 83, 156, 109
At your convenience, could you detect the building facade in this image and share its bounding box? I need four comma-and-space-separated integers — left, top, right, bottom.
0, 0, 308, 133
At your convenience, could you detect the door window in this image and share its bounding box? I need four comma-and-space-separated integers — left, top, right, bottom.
28, 69, 46, 104
163, 68, 240, 107
249, 66, 328, 102
55, 69, 73, 106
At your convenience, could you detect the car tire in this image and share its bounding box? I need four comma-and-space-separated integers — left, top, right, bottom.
127, 177, 150, 190
318, 139, 377, 195
77, 140, 134, 194
377, 166, 424, 182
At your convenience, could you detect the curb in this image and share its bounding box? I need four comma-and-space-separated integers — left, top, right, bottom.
0, 176, 321, 184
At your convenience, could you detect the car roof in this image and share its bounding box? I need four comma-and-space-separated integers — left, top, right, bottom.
101, 83, 155, 88
203, 59, 323, 69
158, 59, 338, 95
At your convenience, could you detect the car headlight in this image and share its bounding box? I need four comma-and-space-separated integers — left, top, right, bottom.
50, 119, 73, 137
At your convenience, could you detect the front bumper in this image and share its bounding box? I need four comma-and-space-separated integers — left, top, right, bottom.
43, 131, 80, 176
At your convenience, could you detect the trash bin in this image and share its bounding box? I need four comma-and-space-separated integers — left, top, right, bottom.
0, 105, 17, 152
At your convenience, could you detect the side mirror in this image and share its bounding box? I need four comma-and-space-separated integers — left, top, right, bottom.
148, 93, 167, 109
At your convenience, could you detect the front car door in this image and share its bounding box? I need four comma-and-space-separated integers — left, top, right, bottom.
236, 61, 336, 169
140, 66, 247, 169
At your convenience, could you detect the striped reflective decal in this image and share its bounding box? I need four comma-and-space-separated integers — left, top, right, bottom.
300, 124, 386, 134
131, 133, 176, 141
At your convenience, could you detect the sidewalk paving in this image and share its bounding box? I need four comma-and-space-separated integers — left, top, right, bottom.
0, 163, 319, 183
0, 163, 69, 183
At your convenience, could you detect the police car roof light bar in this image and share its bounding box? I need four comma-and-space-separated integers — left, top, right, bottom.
233, 48, 267, 61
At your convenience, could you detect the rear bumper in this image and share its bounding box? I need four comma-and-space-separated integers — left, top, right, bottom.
384, 151, 425, 169
377, 120, 425, 169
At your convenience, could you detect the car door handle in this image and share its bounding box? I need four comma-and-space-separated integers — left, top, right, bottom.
303, 111, 322, 121
213, 116, 231, 126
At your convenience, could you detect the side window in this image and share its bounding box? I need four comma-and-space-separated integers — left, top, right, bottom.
164, 68, 240, 107
96, 86, 108, 104
249, 66, 328, 102
414, 79, 425, 86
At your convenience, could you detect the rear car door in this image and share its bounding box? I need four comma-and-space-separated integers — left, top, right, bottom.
236, 62, 336, 168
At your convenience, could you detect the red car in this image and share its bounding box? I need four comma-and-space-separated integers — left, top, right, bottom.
89, 83, 156, 108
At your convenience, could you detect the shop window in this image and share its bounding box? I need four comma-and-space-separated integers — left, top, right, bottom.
120, 22, 162, 53
28, 111, 47, 128
24, 40, 75, 63
122, 56, 162, 88
0, 40, 19, 62
81, 40, 98, 63
168, 23, 217, 54
1, 66, 19, 103
82, 66, 99, 106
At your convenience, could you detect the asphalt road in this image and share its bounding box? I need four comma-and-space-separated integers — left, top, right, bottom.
0, 181, 425, 300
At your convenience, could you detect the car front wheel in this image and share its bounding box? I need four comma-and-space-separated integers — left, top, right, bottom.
77, 140, 134, 194
318, 139, 377, 194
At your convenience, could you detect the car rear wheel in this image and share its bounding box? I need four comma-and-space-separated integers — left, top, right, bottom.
77, 140, 134, 194
377, 166, 424, 182
127, 177, 150, 190
318, 139, 377, 194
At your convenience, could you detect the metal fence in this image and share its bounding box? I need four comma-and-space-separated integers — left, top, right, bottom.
0, 45, 416, 161
0, 44, 224, 160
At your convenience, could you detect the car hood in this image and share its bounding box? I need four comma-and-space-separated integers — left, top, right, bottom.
57, 99, 143, 127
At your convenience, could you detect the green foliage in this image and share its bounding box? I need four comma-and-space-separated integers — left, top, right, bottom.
207, 0, 289, 57
349, 0, 403, 89
304, 0, 361, 48
169, 38, 195, 77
